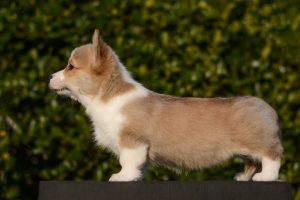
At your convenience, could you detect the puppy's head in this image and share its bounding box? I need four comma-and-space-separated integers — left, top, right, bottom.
49, 29, 116, 100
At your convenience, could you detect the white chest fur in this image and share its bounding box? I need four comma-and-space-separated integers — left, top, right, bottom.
83, 86, 148, 155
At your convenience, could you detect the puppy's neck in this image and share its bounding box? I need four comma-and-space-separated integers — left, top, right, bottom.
100, 63, 135, 102
78, 61, 147, 107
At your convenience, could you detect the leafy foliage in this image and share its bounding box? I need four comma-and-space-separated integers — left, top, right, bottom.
0, 0, 300, 199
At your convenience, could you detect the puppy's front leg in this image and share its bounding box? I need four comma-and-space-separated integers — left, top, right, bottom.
109, 145, 148, 181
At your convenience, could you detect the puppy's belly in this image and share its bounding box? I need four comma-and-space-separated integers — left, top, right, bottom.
148, 137, 234, 170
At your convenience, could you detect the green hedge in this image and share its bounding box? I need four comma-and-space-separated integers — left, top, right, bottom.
1, 0, 300, 199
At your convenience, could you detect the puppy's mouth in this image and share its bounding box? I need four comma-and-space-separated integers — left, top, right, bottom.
53, 87, 78, 100
53, 87, 73, 96
54, 87, 71, 93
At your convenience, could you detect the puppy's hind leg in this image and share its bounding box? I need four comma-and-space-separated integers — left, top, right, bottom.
252, 138, 283, 181
252, 157, 281, 181
109, 145, 148, 182
234, 157, 261, 181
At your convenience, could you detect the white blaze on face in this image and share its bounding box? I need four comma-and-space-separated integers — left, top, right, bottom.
49, 70, 66, 90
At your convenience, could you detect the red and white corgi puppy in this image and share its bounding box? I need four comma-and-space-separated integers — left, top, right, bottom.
49, 29, 283, 182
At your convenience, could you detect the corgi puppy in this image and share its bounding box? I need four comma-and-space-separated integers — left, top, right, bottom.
49, 29, 283, 182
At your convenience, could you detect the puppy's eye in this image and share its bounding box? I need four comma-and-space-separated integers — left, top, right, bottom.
68, 64, 75, 70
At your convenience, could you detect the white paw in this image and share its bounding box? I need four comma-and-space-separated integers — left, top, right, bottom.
234, 173, 250, 181
252, 173, 265, 181
252, 157, 280, 181
252, 172, 277, 181
109, 170, 141, 182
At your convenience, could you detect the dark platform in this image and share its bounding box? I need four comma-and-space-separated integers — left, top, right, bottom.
38, 181, 292, 200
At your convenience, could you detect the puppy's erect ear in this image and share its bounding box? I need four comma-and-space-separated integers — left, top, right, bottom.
92, 29, 108, 68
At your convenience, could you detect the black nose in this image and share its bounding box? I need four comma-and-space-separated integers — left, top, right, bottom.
48, 75, 53, 81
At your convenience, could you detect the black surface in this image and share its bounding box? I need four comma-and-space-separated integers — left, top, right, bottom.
38, 181, 292, 200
